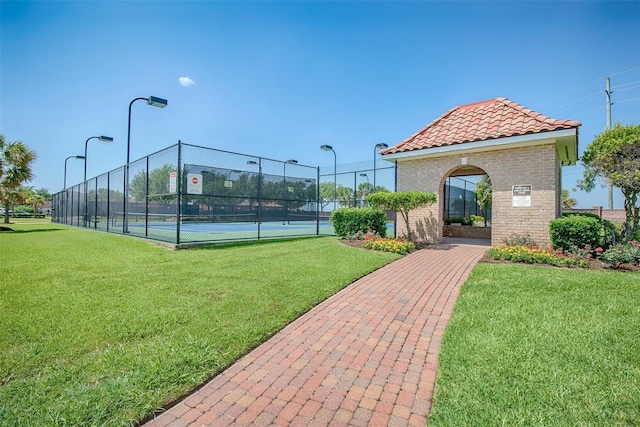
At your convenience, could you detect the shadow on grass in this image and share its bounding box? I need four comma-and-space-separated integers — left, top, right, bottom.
0, 228, 64, 234
183, 236, 326, 251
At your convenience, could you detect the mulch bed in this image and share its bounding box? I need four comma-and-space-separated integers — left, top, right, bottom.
340, 239, 366, 249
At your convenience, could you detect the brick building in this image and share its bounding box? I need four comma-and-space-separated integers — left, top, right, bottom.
380, 98, 581, 246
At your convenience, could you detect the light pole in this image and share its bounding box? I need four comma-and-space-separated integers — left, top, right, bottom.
283, 159, 297, 224
124, 95, 168, 233
83, 135, 113, 227
227, 169, 242, 181
359, 173, 369, 207
64, 155, 84, 225
247, 160, 262, 237
65, 155, 85, 190
320, 145, 336, 210
373, 143, 388, 192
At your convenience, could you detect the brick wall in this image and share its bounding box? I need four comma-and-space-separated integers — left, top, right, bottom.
396, 143, 560, 246
564, 206, 627, 222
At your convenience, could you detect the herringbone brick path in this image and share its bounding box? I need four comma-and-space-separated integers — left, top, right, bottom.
145, 242, 487, 427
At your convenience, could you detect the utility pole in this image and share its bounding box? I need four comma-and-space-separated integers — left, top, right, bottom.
605, 77, 613, 209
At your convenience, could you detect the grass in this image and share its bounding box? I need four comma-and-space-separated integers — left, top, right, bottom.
428, 262, 640, 426
0, 220, 399, 426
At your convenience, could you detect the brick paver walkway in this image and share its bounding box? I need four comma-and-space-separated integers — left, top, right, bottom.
145, 242, 487, 427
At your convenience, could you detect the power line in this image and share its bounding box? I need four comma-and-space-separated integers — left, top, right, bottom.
544, 67, 640, 105
608, 66, 640, 77
545, 91, 602, 114
615, 97, 640, 104
614, 86, 640, 94
569, 105, 605, 118
611, 80, 640, 90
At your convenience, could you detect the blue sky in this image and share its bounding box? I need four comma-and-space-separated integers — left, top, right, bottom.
1, 1, 639, 208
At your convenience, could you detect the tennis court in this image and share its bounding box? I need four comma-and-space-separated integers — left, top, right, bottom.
52, 141, 397, 245
105, 212, 334, 243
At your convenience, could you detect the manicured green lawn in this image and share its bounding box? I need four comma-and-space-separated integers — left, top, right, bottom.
429, 262, 640, 426
0, 221, 398, 426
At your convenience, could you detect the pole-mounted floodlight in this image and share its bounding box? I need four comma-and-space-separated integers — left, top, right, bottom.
373, 143, 388, 192
64, 155, 85, 190
84, 135, 113, 183
320, 145, 337, 210
124, 95, 168, 233
127, 96, 168, 166
359, 173, 369, 183
147, 96, 168, 108
227, 169, 242, 179
83, 135, 113, 227
64, 154, 84, 226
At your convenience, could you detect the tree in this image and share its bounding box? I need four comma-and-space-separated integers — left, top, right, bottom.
336, 184, 354, 208
474, 175, 492, 226
562, 189, 577, 209
366, 191, 437, 241
1, 134, 37, 223
319, 182, 334, 210
130, 164, 177, 201
357, 182, 374, 207
26, 191, 46, 215
577, 123, 640, 241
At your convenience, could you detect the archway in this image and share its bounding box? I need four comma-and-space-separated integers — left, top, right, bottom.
441, 165, 492, 243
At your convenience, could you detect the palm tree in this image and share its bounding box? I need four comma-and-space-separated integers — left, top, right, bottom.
26, 191, 46, 216
1, 134, 37, 223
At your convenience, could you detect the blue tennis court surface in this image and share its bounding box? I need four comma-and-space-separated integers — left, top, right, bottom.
121, 219, 394, 244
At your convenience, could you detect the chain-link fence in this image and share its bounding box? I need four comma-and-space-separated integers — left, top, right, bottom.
318, 159, 396, 211
52, 142, 323, 244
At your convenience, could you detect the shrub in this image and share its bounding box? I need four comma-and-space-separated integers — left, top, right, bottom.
470, 215, 485, 226
602, 219, 622, 248
550, 216, 602, 252
363, 237, 416, 255
562, 211, 601, 221
600, 243, 640, 268
14, 205, 34, 214
446, 217, 472, 225
331, 208, 387, 239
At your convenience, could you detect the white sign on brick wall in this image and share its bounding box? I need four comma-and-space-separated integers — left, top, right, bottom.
512, 185, 532, 207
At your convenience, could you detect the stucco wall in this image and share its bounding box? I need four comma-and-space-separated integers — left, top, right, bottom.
395, 143, 561, 246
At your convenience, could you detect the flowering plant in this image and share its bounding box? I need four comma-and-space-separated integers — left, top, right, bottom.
363, 237, 416, 255
487, 245, 590, 268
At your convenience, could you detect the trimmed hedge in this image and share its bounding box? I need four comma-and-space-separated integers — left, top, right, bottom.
562, 211, 601, 221
550, 215, 603, 251
331, 208, 387, 238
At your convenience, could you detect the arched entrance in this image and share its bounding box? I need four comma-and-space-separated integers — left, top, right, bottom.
441, 165, 492, 244
379, 97, 580, 246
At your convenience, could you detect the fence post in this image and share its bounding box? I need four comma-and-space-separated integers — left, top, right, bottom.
316, 167, 320, 235
145, 156, 149, 238
93, 178, 98, 229
106, 173, 110, 231
257, 158, 262, 239
176, 140, 182, 245
353, 171, 357, 207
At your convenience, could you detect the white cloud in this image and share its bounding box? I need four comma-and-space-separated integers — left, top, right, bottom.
179, 76, 195, 87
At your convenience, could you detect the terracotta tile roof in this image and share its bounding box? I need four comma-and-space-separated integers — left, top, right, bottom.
382, 97, 581, 155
